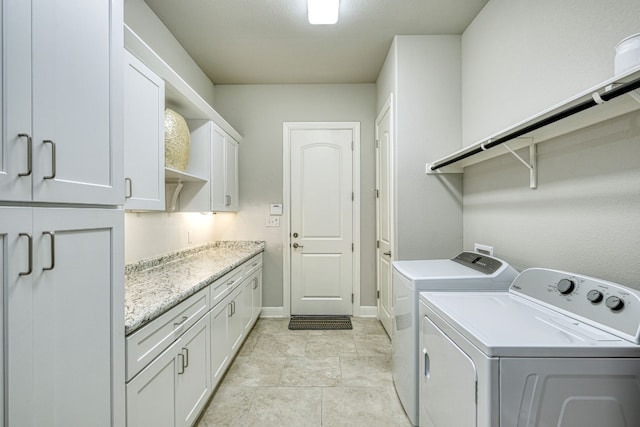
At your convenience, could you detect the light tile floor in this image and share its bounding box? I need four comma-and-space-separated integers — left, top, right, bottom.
196, 318, 412, 427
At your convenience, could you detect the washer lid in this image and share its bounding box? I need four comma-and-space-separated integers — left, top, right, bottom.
420, 291, 640, 358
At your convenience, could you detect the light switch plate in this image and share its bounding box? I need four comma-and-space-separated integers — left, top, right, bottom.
266, 216, 280, 227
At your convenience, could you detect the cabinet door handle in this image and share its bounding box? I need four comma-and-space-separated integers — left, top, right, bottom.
18, 233, 33, 276
227, 302, 233, 317
42, 231, 55, 271
182, 347, 189, 368
43, 140, 56, 180
225, 195, 231, 207
253, 278, 258, 290
173, 316, 188, 328
383, 251, 391, 257
177, 353, 185, 375
17, 133, 32, 177
124, 177, 133, 199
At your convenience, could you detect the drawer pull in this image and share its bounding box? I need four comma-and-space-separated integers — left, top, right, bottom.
252, 262, 258, 267
173, 316, 188, 327
226, 280, 236, 286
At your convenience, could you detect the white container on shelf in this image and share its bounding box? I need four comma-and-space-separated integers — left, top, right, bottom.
615, 33, 640, 75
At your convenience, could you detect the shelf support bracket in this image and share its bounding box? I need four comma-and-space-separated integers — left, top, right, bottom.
166, 180, 184, 212
502, 138, 537, 189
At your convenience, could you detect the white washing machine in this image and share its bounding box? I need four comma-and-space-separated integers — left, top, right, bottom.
392, 252, 518, 426
419, 268, 640, 427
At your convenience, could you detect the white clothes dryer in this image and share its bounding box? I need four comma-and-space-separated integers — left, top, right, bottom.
392, 252, 518, 426
419, 268, 640, 427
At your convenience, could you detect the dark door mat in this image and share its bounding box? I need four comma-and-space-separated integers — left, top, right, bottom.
288, 315, 352, 330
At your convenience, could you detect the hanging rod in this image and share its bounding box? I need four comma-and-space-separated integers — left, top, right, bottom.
429, 76, 640, 171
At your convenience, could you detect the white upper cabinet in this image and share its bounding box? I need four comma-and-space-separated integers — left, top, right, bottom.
0, 0, 123, 205
124, 50, 166, 210
179, 121, 240, 212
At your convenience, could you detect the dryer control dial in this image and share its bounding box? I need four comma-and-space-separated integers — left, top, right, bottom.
605, 296, 624, 311
557, 278, 575, 295
586, 290, 603, 303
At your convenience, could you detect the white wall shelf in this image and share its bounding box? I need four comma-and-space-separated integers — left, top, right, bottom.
427, 66, 640, 174
165, 168, 207, 183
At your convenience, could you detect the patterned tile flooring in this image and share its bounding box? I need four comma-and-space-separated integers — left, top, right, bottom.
196, 318, 412, 427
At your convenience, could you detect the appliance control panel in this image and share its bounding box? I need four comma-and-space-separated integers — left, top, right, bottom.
451, 252, 503, 274
510, 268, 640, 344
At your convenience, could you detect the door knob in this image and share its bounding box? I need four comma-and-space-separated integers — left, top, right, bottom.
293, 243, 304, 249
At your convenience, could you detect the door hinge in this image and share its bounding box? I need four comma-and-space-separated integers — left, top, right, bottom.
376, 240, 380, 249
351, 192, 354, 201
375, 189, 379, 198
377, 290, 380, 299
351, 243, 354, 252
351, 293, 354, 303
351, 141, 354, 150
375, 139, 379, 149
475, 380, 478, 404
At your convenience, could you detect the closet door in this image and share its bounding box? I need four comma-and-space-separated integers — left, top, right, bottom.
31, 0, 122, 205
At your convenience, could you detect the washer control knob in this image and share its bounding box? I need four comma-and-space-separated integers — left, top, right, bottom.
557, 278, 575, 295
605, 296, 624, 311
586, 290, 603, 303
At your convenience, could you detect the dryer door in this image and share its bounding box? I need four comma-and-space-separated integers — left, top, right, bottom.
421, 314, 477, 427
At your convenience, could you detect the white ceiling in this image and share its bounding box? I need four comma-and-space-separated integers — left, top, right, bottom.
144, 0, 488, 85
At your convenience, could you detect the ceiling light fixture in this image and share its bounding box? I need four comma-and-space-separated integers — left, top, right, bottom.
308, 0, 339, 25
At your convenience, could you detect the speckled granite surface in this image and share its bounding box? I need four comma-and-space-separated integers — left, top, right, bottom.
125, 241, 265, 335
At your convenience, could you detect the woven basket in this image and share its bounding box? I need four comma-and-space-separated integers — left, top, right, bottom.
164, 108, 190, 171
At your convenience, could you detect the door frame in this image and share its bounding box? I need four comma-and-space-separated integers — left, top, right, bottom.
282, 122, 361, 317
375, 94, 395, 329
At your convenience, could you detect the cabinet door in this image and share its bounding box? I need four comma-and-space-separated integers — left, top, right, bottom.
252, 270, 263, 321
242, 274, 254, 333
224, 137, 239, 211
0, 0, 32, 201
209, 125, 227, 211
228, 286, 244, 355
176, 313, 212, 427
124, 50, 165, 210
0, 207, 33, 425
30, 208, 124, 427
31, 0, 123, 205
210, 300, 230, 389
127, 339, 180, 427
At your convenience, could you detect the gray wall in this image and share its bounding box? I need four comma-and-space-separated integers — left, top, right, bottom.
376, 36, 464, 261
213, 84, 377, 308
461, 0, 640, 288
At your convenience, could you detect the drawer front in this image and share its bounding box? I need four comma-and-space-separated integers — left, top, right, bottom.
126, 287, 209, 381
241, 253, 262, 279
210, 268, 244, 307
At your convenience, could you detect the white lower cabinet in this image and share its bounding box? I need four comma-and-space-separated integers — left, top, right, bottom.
126, 339, 179, 427
210, 298, 230, 389
127, 313, 210, 427
126, 253, 262, 426
175, 313, 211, 427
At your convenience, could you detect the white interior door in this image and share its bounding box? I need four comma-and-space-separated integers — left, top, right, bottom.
289, 126, 354, 315
376, 97, 394, 335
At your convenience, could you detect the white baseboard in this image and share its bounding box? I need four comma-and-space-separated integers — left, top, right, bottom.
259, 306, 286, 318
259, 306, 378, 318
358, 306, 378, 317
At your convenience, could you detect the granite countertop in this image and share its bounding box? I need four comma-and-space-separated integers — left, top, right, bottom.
125, 241, 265, 335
